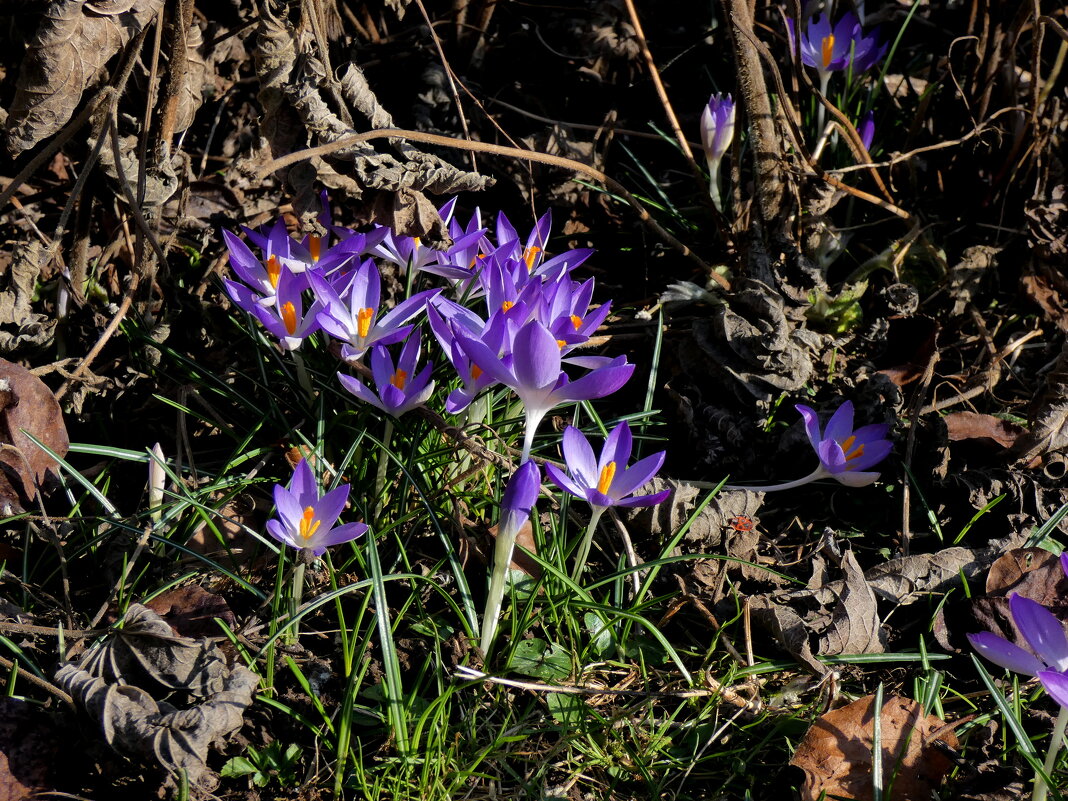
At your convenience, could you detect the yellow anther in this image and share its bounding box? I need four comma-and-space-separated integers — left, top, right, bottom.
846, 443, 865, 462
299, 506, 321, 540
391, 369, 408, 390
501, 300, 515, 313
267, 255, 281, 288
357, 307, 374, 338
524, 245, 542, 271
309, 235, 322, 262
822, 34, 835, 69
597, 462, 617, 495
471, 364, 483, 381
570, 314, 583, 330
281, 301, 298, 335
556, 339, 567, 349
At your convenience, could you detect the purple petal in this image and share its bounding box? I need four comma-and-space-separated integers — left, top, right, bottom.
266, 518, 299, 550
613, 488, 672, 508
824, 401, 855, 444
844, 439, 892, 473
502, 460, 540, 523
513, 321, 562, 391
1011, 593, 1068, 670
611, 451, 666, 499
795, 405, 823, 450
317, 521, 368, 549
817, 439, 848, 473
273, 484, 302, 529
312, 485, 350, 530
601, 422, 633, 472
338, 373, 387, 413
968, 631, 1044, 676
545, 462, 587, 500
560, 426, 598, 486
369, 345, 394, 391
290, 459, 319, 507
1039, 670, 1068, 708
555, 359, 634, 402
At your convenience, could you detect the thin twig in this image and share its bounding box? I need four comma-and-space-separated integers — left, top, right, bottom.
620, 0, 703, 183
255, 127, 730, 289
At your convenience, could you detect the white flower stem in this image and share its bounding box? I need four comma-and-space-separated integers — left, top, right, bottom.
1034, 704, 1068, 801
287, 559, 306, 645
480, 522, 518, 654
817, 73, 831, 134
571, 506, 607, 582
373, 418, 395, 521
708, 160, 724, 212
722, 468, 828, 493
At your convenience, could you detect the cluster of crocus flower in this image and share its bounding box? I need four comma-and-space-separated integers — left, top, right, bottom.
225, 194, 675, 652
229, 195, 896, 657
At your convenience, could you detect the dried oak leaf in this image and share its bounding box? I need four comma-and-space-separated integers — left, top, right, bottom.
56, 604, 259, 796
945, 412, 1025, 450
790, 695, 958, 801
0, 239, 57, 354
5, 0, 164, 156
0, 357, 69, 512
750, 549, 883, 673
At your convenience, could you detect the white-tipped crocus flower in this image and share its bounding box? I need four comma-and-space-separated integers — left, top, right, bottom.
337, 334, 435, 418
700, 93, 735, 212
546, 422, 671, 579
725, 400, 891, 491
267, 458, 367, 557
310, 259, 439, 363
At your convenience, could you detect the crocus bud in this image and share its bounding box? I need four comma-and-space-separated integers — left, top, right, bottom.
700, 93, 735, 212
700, 93, 736, 167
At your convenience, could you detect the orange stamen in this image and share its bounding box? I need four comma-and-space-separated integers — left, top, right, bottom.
597, 462, 617, 495
391, 369, 408, 390
570, 314, 583, 330
523, 245, 542, 271
468, 253, 486, 269
267, 255, 281, 288
821, 34, 835, 69
471, 364, 483, 381
281, 301, 298, 335
357, 307, 374, 338
309, 235, 321, 262
846, 444, 865, 462
299, 506, 321, 540
501, 300, 515, 313
557, 339, 567, 349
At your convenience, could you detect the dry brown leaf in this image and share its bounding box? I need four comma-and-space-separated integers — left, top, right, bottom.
821, 550, 884, 655
5, 0, 164, 156
0, 239, 56, 354
1012, 339, 1068, 465
790, 695, 958, 801
945, 412, 1025, 449
0, 357, 69, 511
145, 585, 236, 640
56, 604, 259, 795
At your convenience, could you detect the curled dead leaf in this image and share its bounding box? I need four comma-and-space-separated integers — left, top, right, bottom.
0, 357, 69, 512
790, 695, 958, 801
56, 604, 258, 795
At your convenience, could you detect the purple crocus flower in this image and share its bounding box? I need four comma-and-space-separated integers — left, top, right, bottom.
480, 459, 541, 651
337, 335, 435, 417
267, 458, 367, 557
545, 422, 670, 509
796, 401, 892, 487
456, 319, 634, 460
310, 259, 439, 363
228, 266, 321, 351
969, 593, 1068, 678
790, 12, 887, 83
